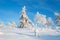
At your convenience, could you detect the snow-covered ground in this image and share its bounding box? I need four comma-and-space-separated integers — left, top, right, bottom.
0, 27, 60, 40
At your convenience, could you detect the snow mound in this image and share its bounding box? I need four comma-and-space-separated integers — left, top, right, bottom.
0, 28, 39, 40
0, 27, 60, 40
39, 28, 60, 35
0, 32, 4, 35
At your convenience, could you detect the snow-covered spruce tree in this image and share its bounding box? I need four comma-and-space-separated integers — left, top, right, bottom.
55, 13, 60, 31
18, 6, 34, 28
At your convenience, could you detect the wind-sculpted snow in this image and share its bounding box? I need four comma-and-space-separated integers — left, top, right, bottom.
0, 27, 60, 40
38, 28, 60, 36
0, 28, 39, 40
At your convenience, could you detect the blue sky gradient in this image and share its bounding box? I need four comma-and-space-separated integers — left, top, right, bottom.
0, 0, 60, 26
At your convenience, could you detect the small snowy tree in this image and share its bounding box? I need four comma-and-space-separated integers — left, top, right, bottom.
47, 17, 55, 29
6, 22, 12, 28
34, 27, 40, 37
6, 22, 17, 28
0, 22, 4, 27
11, 22, 17, 27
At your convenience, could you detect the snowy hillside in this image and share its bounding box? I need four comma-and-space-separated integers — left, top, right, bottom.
0, 27, 38, 40
0, 27, 60, 40
0, 6, 60, 40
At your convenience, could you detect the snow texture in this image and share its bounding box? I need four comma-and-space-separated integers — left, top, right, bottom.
0, 27, 60, 40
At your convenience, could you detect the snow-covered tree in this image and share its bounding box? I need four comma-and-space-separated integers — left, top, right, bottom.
6, 22, 11, 28
18, 6, 34, 28
6, 22, 17, 28
34, 27, 40, 36
34, 12, 47, 36
34, 12, 47, 27
47, 17, 55, 29
11, 22, 17, 27
0, 22, 4, 27
55, 13, 60, 26
55, 13, 60, 31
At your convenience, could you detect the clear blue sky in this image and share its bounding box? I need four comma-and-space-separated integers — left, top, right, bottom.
0, 0, 60, 25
